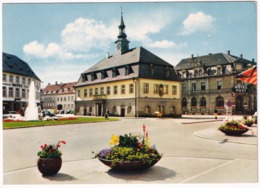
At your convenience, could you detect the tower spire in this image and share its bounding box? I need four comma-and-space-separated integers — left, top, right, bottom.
115, 8, 130, 55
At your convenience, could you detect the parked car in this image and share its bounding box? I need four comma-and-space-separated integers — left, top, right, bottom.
3, 111, 21, 119
42, 110, 56, 117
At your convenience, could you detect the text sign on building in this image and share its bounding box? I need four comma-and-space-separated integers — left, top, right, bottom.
233, 84, 247, 93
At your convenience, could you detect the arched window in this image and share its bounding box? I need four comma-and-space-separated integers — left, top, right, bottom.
182, 98, 187, 107
191, 97, 197, 107
200, 97, 206, 107
199, 69, 203, 77
145, 106, 151, 114
216, 96, 224, 107
194, 70, 198, 77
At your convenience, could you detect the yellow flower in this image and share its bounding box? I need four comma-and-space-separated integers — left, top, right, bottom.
109, 134, 119, 146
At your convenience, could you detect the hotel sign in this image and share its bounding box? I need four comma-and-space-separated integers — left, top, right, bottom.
233, 84, 247, 93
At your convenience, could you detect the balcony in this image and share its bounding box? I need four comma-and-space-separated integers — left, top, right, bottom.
93, 94, 106, 101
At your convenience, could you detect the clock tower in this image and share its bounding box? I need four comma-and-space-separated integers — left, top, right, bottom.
115, 12, 130, 55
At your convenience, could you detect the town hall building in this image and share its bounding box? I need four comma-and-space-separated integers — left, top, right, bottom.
74, 13, 182, 117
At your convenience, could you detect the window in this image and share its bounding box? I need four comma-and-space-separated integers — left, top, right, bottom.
143, 83, 149, 94
201, 82, 206, 90
217, 81, 222, 90
125, 65, 132, 76
100, 87, 104, 95
91, 73, 96, 81
3, 87, 6, 97
9, 75, 13, 83
166, 67, 170, 77
107, 86, 110, 95
28, 79, 31, 86
194, 70, 198, 77
172, 86, 177, 94
89, 88, 93, 96
154, 84, 159, 94
3, 74, 6, 82
216, 96, 224, 107
182, 84, 186, 92
121, 85, 125, 94
22, 89, 26, 98
112, 68, 119, 78
95, 88, 98, 95
9, 87, 13, 97
199, 69, 203, 77
84, 89, 87, 97
101, 71, 107, 79
15, 88, 20, 98
64, 97, 66, 101
129, 84, 134, 93
150, 64, 154, 75
200, 97, 206, 107
114, 86, 118, 94
191, 97, 197, 107
164, 85, 168, 94
77, 90, 80, 97
182, 98, 187, 107
16, 76, 20, 84
82, 74, 88, 82
191, 83, 196, 91
22, 78, 26, 85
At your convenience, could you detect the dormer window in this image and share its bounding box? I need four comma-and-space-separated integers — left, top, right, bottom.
101, 70, 108, 79
125, 65, 133, 76
112, 68, 119, 78
165, 66, 170, 77
150, 64, 155, 75
82, 74, 88, 82
91, 72, 97, 81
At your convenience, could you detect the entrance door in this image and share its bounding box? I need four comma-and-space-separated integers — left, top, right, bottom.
96, 104, 102, 116
236, 96, 244, 114
120, 106, 125, 117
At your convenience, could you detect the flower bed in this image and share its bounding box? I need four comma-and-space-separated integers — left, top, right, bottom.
218, 119, 253, 136
93, 125, 162, 170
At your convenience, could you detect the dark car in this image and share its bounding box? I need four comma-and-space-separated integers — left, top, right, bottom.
43, 111, 56, 117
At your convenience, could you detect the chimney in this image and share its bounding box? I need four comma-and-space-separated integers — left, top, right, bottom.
55, 81, 58, 85
191, 54, 194, 59
240, 54, 243, 59
227, 50, 230, 55
252, 58, 255, 63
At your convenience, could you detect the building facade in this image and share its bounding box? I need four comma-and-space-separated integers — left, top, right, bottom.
41, 82, 76, 113
2, 52, 41, 114
175, 51, 257, 115
74, 13, 182, 117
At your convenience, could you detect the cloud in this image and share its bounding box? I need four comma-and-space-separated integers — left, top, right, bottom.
61, 18, 117, 52
23, 18, 116, 61
179, 11, 216, 36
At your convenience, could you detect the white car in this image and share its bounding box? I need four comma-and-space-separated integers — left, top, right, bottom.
3, 111, 21, 119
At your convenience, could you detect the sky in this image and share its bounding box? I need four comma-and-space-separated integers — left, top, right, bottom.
2, 0, 257, 88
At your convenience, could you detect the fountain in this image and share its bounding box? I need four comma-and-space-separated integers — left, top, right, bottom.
25, 81, 39, 121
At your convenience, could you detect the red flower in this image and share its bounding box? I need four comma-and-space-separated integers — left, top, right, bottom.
143, 124, 146, 132
146, 131, 149, 139
60, 140, 66, 144
57, 144, 60, 147
40, 145, 43, 149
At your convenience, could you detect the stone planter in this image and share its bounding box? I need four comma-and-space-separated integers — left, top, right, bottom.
98, 157, 161, 171
244, 121, 254, 127
219, 128, 249, 136
37, 157, 62, 176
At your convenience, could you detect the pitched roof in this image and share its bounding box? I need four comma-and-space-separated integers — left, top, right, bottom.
175, 53, 256, 71
2, 52, 41, 81
82, 46, 171, 74
43, 82, 77, 95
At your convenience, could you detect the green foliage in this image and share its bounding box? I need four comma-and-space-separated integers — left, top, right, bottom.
218, 119, 248, 131
118, 134, 139, 148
